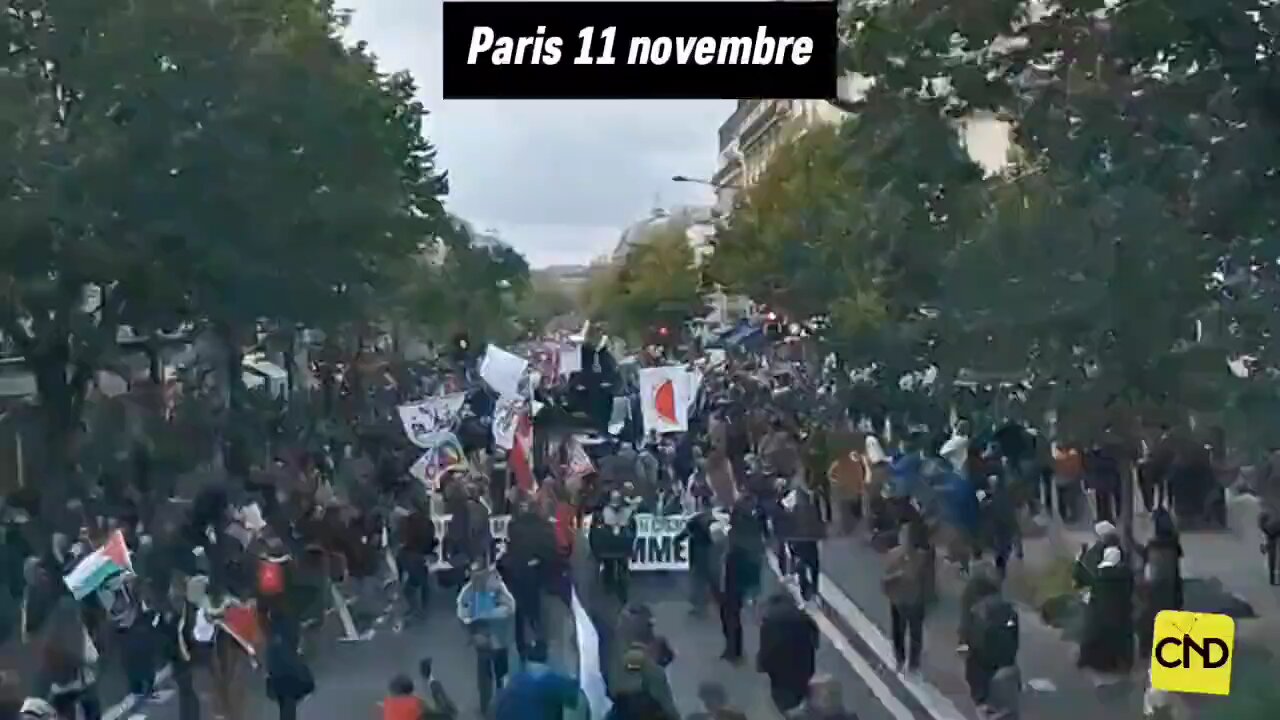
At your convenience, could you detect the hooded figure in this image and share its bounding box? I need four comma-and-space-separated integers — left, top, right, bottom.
606, 643, 679, 720
615, 604, 674, 669
1073, 521, 1120, 589
757, 593, 819, 714
1078, 547, 1134, 673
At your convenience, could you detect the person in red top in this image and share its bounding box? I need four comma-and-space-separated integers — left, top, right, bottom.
381, 675, 424, 720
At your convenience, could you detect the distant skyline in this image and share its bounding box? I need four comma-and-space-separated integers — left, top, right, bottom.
346, 0, 731, 269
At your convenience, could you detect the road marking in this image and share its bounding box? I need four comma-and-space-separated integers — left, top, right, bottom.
810, 563, 967, 720
768, 555, 916, 720
103, 665, 173, 720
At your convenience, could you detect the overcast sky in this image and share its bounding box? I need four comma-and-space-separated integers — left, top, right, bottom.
345, 0, 733, 268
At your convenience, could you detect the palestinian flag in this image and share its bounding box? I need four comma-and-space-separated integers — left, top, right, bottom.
63, 530, 132, 600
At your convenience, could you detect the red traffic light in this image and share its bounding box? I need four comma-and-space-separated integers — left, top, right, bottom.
658, 326, 670, 337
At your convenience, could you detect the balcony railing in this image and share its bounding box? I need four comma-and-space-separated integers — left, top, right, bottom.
718, 99, 762, 151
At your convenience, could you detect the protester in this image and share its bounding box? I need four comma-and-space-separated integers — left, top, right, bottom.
758, 592, 820, 714
674, 495, 718, 614
32, 599, 102, 720
1052, 440, 1085, 524
394, 495, 436, 622
784, 478, 825, 602
501, 494, 556, 658
606, 643, 679, 720
456, 560, 516, 714
264, 613, 314, 720
1137, 509, 1184, 659
156, 575, 202, 720
726, 494, 767, 605
1078, 547, 1135, 674
616, 604, 674, 671
493, 643, 580, 720
940, 420, 971, 477
978, 474, 1019, 577
590, 490, 637, 605
882, 523, 929, 674
962, 575, 1019, 710
1257, 444, 1280, 585
380, 674, 426, 720
827, 443, 867, 535
1072, 521, 1121, 590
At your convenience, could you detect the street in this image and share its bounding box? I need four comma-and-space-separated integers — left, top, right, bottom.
120, 556, 915, 720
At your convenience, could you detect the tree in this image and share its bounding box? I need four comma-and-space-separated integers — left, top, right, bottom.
401, 219, 531, 345
831, 0, 1280, 437
710, 108, 984, 385
516, 273, 578, 337
587, 225, 705, 344
0, 0, 449, 496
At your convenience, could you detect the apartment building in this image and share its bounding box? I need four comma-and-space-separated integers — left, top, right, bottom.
711, 98, 848, 211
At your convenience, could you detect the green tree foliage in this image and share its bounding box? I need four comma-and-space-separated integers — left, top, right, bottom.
402, 219, 531, 345
710, 109, 983, 379
0, 0, 449, 493
516, 273, 579, 337
709, 1, 1280, 447
586, 225, 705, 344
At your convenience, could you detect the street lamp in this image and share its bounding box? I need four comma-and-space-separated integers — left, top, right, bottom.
672, 175, 743, 190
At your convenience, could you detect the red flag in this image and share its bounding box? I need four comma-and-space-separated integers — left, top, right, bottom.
220, 604, 263, 656
509, 410, 535, 492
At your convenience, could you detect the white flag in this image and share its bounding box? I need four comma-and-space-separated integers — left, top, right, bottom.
397, 393, 466, 448
479, 344, 529, 398
638, 366, 694, 434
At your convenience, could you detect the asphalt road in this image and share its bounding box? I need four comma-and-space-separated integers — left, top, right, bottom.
123, 555, 902, 720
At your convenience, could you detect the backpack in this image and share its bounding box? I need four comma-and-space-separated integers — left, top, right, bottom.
975, 597, 1019, 669
258, 559, 285, 597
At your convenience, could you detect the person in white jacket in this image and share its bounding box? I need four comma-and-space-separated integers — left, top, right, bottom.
939, 420, 971, 476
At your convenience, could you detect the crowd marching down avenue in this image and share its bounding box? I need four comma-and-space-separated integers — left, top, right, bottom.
4, 324, 1277, 720
7, 2, 1280, 720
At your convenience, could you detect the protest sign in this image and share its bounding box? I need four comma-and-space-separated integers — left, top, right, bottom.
397, 393, 466, 448
408, 432, 468, 490
479, 344, 529, 398
638, 366, 694, 434
428, 512, 705, 571
492, 395, 523, 450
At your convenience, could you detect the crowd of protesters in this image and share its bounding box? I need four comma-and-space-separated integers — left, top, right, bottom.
0, 326, 1249, 720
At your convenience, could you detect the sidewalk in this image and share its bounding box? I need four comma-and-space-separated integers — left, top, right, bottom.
818, 533, 1142, 720
816, 489, 1280, 720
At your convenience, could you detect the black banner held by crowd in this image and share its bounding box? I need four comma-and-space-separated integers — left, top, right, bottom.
441, 1, 839, 99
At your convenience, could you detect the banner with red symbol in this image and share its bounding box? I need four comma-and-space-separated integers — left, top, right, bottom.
638, 366, 695, 434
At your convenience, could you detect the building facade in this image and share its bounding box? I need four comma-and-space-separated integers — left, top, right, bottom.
711, 97, 850, 212
611, 205, 716, 266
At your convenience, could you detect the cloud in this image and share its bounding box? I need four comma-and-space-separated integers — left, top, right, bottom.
344, 0, 732, 267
